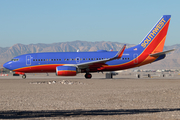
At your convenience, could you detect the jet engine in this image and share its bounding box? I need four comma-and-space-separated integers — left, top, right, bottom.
56, 66, 77, 76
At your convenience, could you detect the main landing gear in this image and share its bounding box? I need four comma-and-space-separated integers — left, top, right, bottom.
84, 73, 92, 79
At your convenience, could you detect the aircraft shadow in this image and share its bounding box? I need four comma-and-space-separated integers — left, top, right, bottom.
0, 108, 180, 119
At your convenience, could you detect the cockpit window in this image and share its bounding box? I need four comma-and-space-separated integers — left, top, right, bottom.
11, 59, 19, 61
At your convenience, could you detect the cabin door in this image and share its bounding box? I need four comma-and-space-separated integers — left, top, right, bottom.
76, 57, 80, 63
26, 55, 31, 66
133, 54, 138, 64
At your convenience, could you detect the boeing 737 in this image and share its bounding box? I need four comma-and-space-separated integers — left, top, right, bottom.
3, 15, 174, 79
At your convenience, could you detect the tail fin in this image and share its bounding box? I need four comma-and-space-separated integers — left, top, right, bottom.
138, 15, 171, 54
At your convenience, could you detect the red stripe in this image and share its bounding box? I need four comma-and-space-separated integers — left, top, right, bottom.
57, 71, 76, 76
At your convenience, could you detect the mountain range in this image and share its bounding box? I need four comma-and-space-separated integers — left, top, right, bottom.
0, 40, 179, 69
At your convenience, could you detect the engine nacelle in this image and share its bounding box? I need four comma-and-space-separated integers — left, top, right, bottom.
56, 66, 77, 76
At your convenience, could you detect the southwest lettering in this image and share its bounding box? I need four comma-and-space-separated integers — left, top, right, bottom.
152, 27, 159, 34
148, 34, 153, 39
149, 33, 155, 37
144, 39, 148, 43
157, 24, 161, 28
141, 43, 145, 48
161, 18, 166, 22
141, 17, 166, 48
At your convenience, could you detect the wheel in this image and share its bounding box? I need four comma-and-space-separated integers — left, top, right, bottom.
137, 74, 140, 78
85, 73, 92, 79
162, 74, 165, 77
22, 75, 26, 79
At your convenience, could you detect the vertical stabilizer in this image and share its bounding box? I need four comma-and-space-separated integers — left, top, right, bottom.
137, 15, 171, 54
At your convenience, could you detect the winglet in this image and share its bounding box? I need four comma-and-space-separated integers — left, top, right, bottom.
114, 44, 126, 59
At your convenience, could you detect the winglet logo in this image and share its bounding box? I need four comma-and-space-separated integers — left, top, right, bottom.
141, 18, 166, 48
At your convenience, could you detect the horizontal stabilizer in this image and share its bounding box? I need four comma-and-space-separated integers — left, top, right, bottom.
150, 49, 175, 57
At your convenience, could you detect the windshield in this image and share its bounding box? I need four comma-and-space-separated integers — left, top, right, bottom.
11, 59, 19, 61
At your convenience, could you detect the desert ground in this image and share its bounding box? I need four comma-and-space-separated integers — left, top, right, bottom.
0, 72, 180, 120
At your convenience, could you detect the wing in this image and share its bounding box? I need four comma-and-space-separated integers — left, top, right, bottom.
77, 44, 126, 69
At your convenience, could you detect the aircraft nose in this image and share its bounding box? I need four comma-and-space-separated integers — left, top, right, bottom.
3, 61, 12, 70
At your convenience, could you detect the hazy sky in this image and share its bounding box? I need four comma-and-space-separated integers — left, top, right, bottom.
0, 0, 179, 47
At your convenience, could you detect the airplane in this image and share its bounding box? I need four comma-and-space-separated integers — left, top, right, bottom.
3, 15, 174, 79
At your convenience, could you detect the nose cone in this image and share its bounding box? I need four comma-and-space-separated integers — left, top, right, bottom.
3, 61, 13, 70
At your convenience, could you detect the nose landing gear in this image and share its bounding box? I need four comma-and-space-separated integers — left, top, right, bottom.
22, 74, 26, 79
13, 72, 26, 79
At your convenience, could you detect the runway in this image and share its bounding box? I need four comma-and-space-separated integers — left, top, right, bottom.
0, 73, 180, 119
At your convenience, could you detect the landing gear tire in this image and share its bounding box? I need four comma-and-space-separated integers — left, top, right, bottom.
137, 74, 140, 78
85, 73, 92, 79
22, 75, 26, 79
